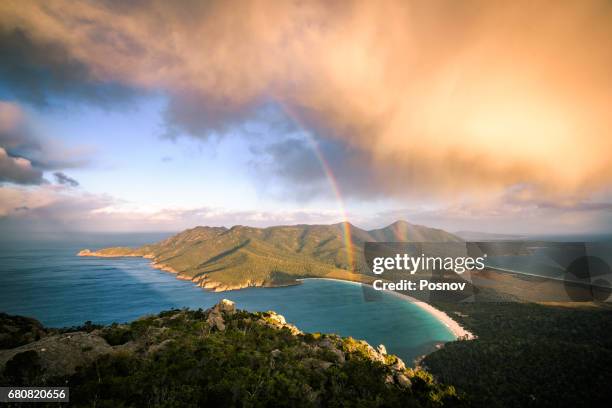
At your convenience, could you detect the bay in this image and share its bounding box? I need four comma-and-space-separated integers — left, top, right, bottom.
0, 234, 455, 363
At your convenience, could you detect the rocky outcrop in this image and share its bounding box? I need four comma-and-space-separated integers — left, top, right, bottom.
377, 344, 387, 355
0, 332, 113, 381
205, 299, 237, 331
22, 300, 462, 405
1, 300, 428, 393
149, 262, 178, 274
258, 311, 302, 336
195, 277, 290, 292
77, 248, 144, 258
213, 299, 236, 315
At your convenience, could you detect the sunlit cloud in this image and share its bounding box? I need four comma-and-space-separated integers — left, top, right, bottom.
0, 184, 345, 235
1, 0, 611, 234
1, 0, 611, 200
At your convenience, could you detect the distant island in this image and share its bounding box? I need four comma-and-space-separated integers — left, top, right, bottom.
79, 220, 462, 291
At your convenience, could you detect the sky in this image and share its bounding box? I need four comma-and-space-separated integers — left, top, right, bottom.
0, 0, 611, 237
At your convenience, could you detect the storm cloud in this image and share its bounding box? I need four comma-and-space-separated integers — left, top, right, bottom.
1, 0, 611, 201
0, 147, 42, 184
0, 27, 139, 108
53, 171, 79, 187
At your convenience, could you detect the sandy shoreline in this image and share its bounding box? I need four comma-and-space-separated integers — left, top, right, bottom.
80, 250, 475, 342
298, 277, 476, 341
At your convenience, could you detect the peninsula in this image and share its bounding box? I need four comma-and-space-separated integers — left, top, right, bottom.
78, 220, 462, 291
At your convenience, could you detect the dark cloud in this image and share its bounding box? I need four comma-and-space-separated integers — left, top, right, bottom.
251, 135, 383, 200
163, 98, 299, 142
162, 91, 259, 139
0, 28, 140, 108
0, 100, 89, 184
1, 0, 612, 206
535, 201, 612, 212
0, 147, 43, 184
53, 171, 79, 187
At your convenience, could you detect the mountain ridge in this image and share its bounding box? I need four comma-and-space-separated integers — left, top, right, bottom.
79, 220, 462, 291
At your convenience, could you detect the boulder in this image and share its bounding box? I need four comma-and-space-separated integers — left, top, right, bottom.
213, 299, 236, 315
207, 314, 225, 331
267, 312, 286, 325
360, 341, 385, 363
391, 357, 406, 372
259, 312, 302, 335
284, 324, 302, 336
395, 373, 412, 388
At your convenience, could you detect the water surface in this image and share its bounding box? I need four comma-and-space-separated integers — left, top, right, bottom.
0, 235, 455, 363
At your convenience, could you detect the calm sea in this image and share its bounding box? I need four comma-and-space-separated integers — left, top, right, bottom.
0, 234, 455, 364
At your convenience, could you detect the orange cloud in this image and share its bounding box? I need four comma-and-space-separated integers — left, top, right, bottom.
1, 0, 611, 199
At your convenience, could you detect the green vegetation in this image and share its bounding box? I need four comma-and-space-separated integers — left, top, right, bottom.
3, 350, 42, 385
72, 221, 612, 406
423, 302, 612, 407
79, 220, 461, 291
0, 313, 47, 349
0, 302, 465, 407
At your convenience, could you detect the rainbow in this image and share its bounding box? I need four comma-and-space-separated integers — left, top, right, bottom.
278, 103, 355, 272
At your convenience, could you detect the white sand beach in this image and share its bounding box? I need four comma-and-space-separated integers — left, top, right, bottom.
298, 277, 476, 340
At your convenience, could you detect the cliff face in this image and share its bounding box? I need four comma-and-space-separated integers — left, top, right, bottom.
0, 301, 464, 407
78, 220, 462, 291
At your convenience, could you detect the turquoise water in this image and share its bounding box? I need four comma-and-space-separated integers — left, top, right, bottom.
0, 235, 455, 363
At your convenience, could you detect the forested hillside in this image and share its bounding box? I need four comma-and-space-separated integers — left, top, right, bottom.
79, 220, 461, 291
0, 301, 465, 407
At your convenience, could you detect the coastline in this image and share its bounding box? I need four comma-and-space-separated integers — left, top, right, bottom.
298, 277, 475, 341
79, 251, 475, 342
385, 290, 475, 340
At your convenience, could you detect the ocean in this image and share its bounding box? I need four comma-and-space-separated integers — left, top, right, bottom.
0, 233, 455, 364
